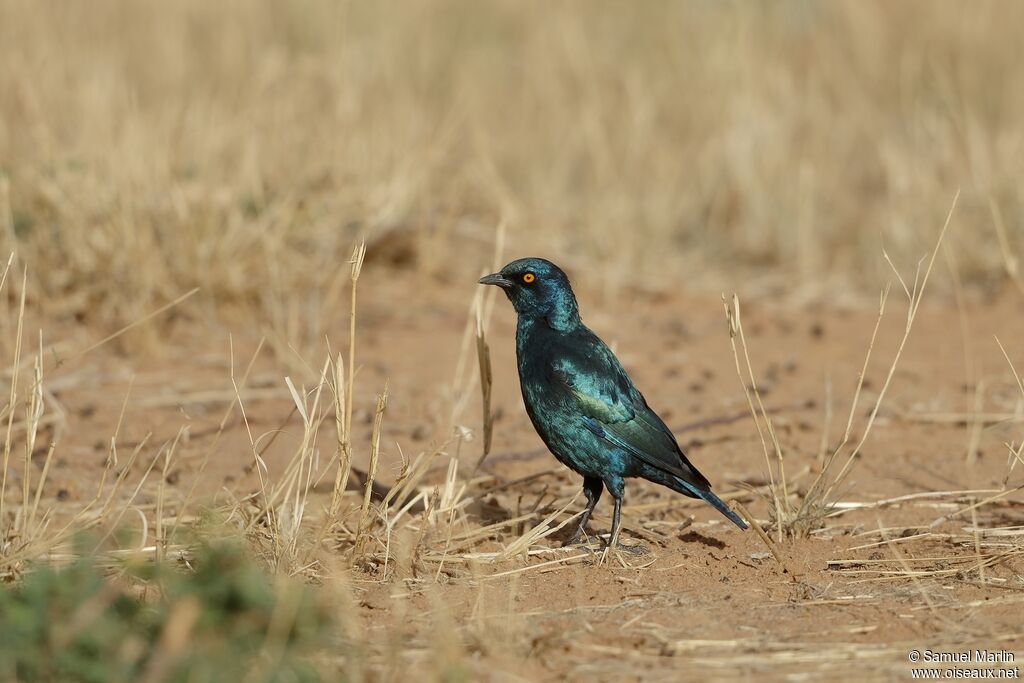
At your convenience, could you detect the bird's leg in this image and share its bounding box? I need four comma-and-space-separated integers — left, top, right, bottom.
563, 476, 602, 547
608, 496, 623, 548
607, 492, 647, 556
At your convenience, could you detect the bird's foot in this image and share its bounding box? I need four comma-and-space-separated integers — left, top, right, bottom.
563, 537, 606, 554
562, 533, 585, 548
611, 542, 649, 556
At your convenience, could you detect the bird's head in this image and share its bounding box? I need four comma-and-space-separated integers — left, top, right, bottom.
478, 257, 581, 329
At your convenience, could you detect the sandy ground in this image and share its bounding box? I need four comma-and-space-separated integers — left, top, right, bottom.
10, 262, 1024, 681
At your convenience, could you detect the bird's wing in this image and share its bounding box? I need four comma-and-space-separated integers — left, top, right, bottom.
548, 339, 711, 491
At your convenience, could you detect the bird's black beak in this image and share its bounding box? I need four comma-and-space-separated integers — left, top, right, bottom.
478, 272, 513, 289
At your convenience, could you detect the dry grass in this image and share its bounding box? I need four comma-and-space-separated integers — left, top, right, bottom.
2, 2, 1024, 681
2, 1, 1024, 332
726, 192, 962, 540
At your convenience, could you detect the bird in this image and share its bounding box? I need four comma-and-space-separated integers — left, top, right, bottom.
479, 257, 747, 552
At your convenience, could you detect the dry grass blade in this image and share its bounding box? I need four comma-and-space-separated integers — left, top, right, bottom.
723, 191, 960, 541
733, 500, 796, 578
325, 241, 365, 521
930, 484, 1024, 528
723, 293, 788, 541
20, 332, 47, 540
0, 267, 26, 528
990, 197, 1024, 298
995, 335, 1024, 400
994, 335, 1024, 484
328, 351, 350, 518
276, 361, 332, 563
795, 283, 890, 528
353, 382, 388, 561
170, 335, 265, 541
473, 303, 494, 474
499, 493, 582, 561
822, 190, 960, 498
61, 287, 199, 365
344, 242, 366, 472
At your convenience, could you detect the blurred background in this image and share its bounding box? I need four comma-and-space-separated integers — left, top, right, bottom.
3, 5, 1024, 679
1, 0, 1021, 330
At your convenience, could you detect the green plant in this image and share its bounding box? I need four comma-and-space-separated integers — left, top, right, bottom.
0, 541, 332, 683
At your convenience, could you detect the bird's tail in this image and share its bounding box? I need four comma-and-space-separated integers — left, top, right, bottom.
674, 477, 748, 530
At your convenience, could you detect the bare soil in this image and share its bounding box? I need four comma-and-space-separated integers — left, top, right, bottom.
15, 264, 1024, 681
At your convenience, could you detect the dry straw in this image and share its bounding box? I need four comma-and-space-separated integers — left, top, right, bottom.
724, 191, 961, 540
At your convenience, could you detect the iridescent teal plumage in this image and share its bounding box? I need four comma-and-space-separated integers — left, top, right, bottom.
480, 257, 747, 549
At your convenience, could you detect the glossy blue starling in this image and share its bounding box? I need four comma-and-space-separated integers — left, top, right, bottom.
480, 257, 748, 551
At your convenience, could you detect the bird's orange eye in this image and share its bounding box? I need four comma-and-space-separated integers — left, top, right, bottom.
522, 272, 536, 284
